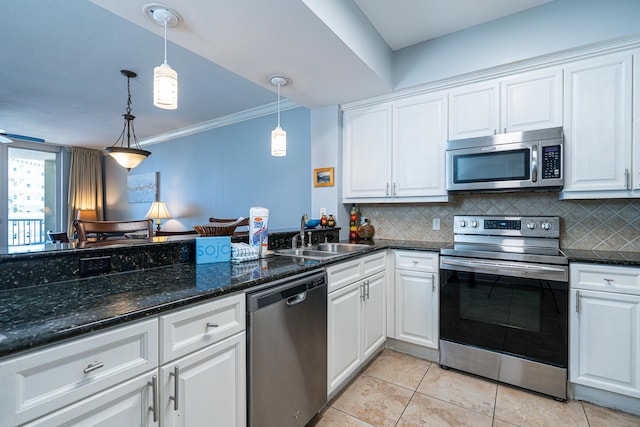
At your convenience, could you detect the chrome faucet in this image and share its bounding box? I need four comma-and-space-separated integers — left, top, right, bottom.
292, 214, 308, 248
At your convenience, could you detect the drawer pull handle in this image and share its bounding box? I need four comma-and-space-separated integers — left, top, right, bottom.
412, 261, 419, 265
170, 365, 180, 411
83, 361, 104, 374
148, 375, 159, 422
206, 322, 220, 328
603, 278, 614, 286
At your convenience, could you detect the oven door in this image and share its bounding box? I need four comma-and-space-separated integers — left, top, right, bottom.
446, 142, 534, 192
439, 256, 568, 368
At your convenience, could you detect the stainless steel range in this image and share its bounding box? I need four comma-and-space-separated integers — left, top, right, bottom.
439, 215, 568, 400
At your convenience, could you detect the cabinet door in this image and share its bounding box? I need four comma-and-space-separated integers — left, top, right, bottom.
392, 93, 447, 197
161, 332, 246, 427
448, 81, 500, 139
343, 104, 392, 199
395, 269, 438, 349
327, 282, 362, 395
23, 373, 158, 427
501, 69, 562, 132
563, 53, 632, 193
362, 271, 386, 360
570, 289, 640, 398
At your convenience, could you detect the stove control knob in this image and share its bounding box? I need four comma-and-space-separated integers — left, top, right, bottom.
526, 221, 537, 230
459, 220, 466, 228
541, 222, 551, 231
471, 220, 478, 228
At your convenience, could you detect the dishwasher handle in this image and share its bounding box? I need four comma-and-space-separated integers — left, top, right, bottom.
286, 292, 307, 306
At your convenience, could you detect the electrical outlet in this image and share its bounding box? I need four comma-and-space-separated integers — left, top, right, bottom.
79, 256, 112, 277
320, 208, 327, 216
432, 218, 441, 231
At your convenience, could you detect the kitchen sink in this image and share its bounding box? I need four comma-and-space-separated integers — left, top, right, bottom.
308, 243, 371, 253
275, 243, 371, 260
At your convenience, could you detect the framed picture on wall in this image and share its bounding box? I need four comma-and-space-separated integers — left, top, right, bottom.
314, 167, 334, 187
127, 172, 158, 203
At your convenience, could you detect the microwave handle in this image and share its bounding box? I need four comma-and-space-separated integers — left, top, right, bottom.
531, 145, 538, 182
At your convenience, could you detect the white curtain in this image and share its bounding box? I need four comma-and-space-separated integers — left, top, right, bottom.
67, 147, 104, 235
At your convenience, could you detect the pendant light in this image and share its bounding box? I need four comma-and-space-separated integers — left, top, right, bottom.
144, 4, 181, 110
270, 76, 288, 157
105, 70, 151, 171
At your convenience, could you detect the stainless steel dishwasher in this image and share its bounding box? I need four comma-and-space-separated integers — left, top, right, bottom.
247, 269, 327, 427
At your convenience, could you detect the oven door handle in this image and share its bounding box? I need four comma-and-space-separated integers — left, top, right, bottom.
440, 258, 567, 275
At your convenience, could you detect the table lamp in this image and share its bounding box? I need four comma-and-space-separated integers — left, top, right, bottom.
146, 201, 171, 232
76, 209, 98, 221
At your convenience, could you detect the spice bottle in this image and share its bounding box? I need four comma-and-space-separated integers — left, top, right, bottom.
349, 204, 358, 242
320, 214, 328, 228
327, 214, 336, 228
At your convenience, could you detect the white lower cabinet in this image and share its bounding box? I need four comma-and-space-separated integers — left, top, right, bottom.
394, 251, 439, 349
0, 293, 247, 427
160, 333, 246, 427
23, 373, 157, 426
327, 252, 386, 395
0, 318, 158, 427
570, 263, 640, 398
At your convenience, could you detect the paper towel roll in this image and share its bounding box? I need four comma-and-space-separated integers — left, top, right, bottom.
249, 207, 269, 256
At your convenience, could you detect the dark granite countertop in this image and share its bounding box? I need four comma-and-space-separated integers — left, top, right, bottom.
2, 236, 638, 360
562, 248, 640, 266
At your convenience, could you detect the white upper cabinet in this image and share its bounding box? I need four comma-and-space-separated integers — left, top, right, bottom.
448, 69, 562, 140
562, 52, 634, 197
501, 69, 563, 132
448, 80, 500, 139
343, 92, 448, 203
343, 104, 392, 200
392, 94, 447, 198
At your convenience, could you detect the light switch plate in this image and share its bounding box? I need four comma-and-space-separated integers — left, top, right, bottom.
433, 218, 441, 230
320, 208, 327, 216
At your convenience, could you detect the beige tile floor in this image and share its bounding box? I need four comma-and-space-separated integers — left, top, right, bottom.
309, 349, 640, 427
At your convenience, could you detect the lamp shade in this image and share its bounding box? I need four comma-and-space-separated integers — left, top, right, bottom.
271, 125, 287, 157
154, 62, 178, 110
76, 209, 98, 221
105, 147, 151, 170
146, 201, 171, 220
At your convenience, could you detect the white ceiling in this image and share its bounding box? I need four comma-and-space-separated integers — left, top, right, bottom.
0, 0, 552, 149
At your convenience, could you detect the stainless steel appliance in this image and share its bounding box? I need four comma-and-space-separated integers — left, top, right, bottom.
446, 127, 563, 192
439, 215, 568, 399
246, 269, 327, 426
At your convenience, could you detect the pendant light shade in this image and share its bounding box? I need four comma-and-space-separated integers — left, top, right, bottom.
270, 75, 288, 157
144, 4, 181, 110
105, 70, 151, 171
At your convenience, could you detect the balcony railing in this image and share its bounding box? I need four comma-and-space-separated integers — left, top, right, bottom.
9, 218, 46, 246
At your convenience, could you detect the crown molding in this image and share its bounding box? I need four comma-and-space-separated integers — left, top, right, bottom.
139, 99, 299, 146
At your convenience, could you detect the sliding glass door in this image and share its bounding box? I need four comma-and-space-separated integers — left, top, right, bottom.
1, 142, 64, 249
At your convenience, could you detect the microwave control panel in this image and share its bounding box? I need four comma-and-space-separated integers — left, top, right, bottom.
541, 145, 561, 179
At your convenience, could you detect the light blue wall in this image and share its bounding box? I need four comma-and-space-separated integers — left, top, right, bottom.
394, 0, 640, 90
104, 107, 311, 231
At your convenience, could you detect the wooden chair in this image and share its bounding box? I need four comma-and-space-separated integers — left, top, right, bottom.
47, 230, 69, 243
208, 217, 249, 235
75, 219, 153, 242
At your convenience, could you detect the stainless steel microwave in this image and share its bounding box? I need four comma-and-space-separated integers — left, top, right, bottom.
446, 127, 564, 193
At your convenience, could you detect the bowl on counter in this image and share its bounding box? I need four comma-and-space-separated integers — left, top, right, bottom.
304, 219, 321, 228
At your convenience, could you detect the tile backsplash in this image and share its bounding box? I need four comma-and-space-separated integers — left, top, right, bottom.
360, 193, 640, 251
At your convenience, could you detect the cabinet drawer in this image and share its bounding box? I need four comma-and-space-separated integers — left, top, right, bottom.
0, 319, 158, 426
160, 293, 245, 363
327, 258, 363, 293
395, 250, 439, 272
571, 263, 640, 295
362, 251, 386, 277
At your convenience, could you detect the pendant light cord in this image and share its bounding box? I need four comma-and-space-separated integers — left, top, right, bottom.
277, 83, 281, 127
163, 20, 168, 64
